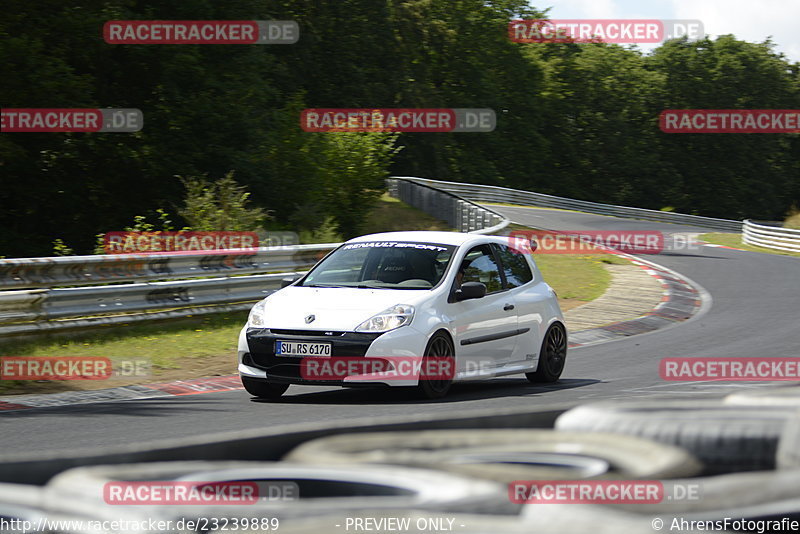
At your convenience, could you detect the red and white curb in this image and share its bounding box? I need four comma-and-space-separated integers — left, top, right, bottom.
569, 253, 710, 347
700, 242, 747, 251
0, 375, 244, 412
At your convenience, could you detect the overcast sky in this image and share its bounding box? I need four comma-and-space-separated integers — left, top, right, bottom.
533, 0, 800, 63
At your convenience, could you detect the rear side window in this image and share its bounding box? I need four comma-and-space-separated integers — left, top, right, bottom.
494, 244, 533, 288
458, 244, 504, 293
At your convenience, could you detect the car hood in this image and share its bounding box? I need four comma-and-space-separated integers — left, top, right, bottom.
259, 286, 431, 331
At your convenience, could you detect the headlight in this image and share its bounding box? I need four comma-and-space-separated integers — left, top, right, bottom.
248, 299, 268, 328
355, 304, 415, 333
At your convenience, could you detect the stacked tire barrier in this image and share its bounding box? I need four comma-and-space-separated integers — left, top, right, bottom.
544, 389, 800, 529
43, 461, 507, 529
0, 482, 102, 534
283, 429, 702, 481
2, 387, 799, 532
554, 399, 798, 474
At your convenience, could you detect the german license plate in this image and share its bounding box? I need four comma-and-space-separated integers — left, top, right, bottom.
275, 341, 332, 357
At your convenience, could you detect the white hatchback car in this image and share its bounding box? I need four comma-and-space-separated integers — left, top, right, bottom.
238, 231, 566, 399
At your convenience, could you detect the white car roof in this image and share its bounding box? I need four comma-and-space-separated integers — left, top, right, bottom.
347, 231, 507, 247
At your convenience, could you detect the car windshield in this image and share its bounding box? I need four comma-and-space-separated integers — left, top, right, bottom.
299, 241, 456, 290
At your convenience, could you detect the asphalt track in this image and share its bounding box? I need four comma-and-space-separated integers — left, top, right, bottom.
1, 206, 798, 456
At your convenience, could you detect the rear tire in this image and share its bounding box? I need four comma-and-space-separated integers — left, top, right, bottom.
527, 323, 567, 383
241, 376, 289, 399
416, 331, 454, 399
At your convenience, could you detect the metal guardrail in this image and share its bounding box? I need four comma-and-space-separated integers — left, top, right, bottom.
395, 176, 743, 232
0, 245, 336, 290
0, 244, 337, 337
386, 178, 509, 235
743, 220, 800, 253
0, 273, 307, 337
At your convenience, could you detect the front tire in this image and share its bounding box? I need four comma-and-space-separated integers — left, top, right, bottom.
242, 376, 289, 399
527, 323, 567, 383
416, 331, 455, 399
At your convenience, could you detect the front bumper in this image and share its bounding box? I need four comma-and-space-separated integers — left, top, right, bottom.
238, 324, 429, 387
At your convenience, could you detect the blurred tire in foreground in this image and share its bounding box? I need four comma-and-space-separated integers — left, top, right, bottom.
572, 469, 800, 521
724, 384, 800, 407
0, 482, 89, 534
43, 460, 508, 530
777, 412, 800, 469
283, 429, 701, 481
215, 508, 680, 534
555, 399, 798, 473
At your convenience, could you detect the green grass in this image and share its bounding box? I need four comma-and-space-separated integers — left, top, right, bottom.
0, 313, 248, 394
784, 212, 800, 230
499, 222, 628, 301
0, 313, 246, 364
481, 202, 581, 214
699, 233, 800, 258
535, 254, 627, 301
361, 193, 452, 234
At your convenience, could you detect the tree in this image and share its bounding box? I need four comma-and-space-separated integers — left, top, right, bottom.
317, 133, 400, 238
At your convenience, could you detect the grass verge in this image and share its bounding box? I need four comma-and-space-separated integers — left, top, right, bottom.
360, 193, 451, 233
699, 233, 800, 258
784, 212, 800, 230
0, 313, 248, 395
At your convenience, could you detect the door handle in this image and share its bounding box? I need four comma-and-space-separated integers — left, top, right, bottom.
503, 303, 515, 311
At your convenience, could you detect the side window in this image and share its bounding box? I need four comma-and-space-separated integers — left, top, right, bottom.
458, 245, 504, 293
494, 244, 534, 288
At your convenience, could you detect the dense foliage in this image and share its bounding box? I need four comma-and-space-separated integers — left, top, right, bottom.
1, 0, 798, 256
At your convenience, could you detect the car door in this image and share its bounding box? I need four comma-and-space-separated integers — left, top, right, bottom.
449, 244, 519, 378
492, 243, 550, 367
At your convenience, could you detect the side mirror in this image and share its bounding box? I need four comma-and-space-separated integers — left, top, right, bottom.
455, 281, 487, 301
281, 276, 301, 288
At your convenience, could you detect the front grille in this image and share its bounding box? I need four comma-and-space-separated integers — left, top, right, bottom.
245, 330, 382, 382
269, 329, 346, 337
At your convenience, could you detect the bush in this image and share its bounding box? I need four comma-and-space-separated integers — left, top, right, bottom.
179, 171, 270, 231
